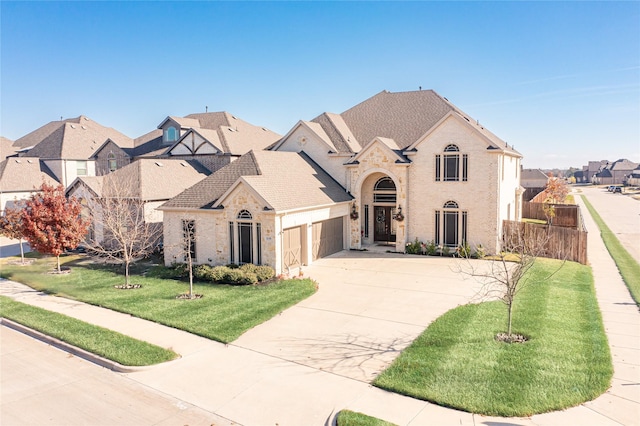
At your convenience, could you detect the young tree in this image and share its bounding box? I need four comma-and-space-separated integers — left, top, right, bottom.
544, 176, 570, 204
0, 202, 27, 264
84, 177, 163, 287
181, 219, 196, 299
458, 225, 562, 342
21, 183, 89, 272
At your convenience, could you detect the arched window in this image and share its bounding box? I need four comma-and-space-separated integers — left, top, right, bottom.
107, 152, 117, 172
164, 126, 178, 143
435, 144, 468, 182
229, 210, 261, 265
373, 177, 396, 203
435, 201, 467, 248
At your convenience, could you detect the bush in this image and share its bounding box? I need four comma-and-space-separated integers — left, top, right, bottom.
424, 240, 437, 255
225, 268, 258, 285
240, 264, 275, 282
194, 264, 213, 280
405, 238, 422, 255
458, 241, 471, 258
474, 244, 486, 259
171, 262, 190, 278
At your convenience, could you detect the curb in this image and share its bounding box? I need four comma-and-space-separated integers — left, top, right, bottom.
1, 318, 166, 373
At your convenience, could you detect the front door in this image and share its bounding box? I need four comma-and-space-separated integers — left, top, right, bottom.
374, 206, 396, 243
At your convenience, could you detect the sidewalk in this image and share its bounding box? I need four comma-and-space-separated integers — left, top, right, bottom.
1, 196, 639, 424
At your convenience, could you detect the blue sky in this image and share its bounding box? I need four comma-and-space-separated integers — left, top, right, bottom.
1, 1, 638, 169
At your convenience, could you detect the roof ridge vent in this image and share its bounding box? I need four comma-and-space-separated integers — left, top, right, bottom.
155, 161, 163, 167
70, 124, 76, 129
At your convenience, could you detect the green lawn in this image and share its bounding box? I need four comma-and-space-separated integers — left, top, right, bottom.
1, 296, 177, 366
580, 195, 640, 305
374, 259, 612, 417
0, 255, 317, 343
336, 410, 397, 426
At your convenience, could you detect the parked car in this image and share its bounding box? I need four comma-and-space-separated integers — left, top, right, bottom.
607, 185, 616, 192
613, 186, 623, 193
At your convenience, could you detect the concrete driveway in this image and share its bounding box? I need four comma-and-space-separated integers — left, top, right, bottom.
233, 251, 486, 382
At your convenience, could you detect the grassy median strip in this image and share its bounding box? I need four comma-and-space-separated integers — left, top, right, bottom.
336, 410, 397, 426
0, 296, 178, 366
1, 256, 317, 343
580, 195, 640, 305
374, 259, 612, 417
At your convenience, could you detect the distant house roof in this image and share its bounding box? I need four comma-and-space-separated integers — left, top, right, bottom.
0, 157, 59, 192
134, 112, 281, 158
296, 90, 520, 155
520, 169, 549, 188
162, 150, 352, 211
15, 116, 133, 160
608, 158, 639, 171
595, 169, 613, 178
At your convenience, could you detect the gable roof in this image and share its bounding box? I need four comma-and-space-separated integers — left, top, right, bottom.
157, 116, 201, 130
162, 150, 352, 211
66, 176, 104, 198
100, 158, 211, 201
17, 116, 133, 160
0, 157, 59, 192
608, 158, 639, 171
305, 90, 519, 156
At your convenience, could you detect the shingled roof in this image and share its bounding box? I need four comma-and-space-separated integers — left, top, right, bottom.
17, 116, 133, 160
1, 137, 15, 160
162, 150, 352, 211
100, 158, 211, 201
308, 90, 519, 155
0, 157, 59, 192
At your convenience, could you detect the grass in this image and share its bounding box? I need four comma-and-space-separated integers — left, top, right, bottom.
374, 258, 612, 417
336, 410, 397, 426
580, 195, 640, 305
0, 296, 178, 366
0, 254, 317, 343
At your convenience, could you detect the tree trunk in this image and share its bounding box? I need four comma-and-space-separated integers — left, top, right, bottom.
507, 301, 513, 337
19, 238, 25, 265
125, 261, 130, 285
56, 255, 61, 273
188, 256, 194, 299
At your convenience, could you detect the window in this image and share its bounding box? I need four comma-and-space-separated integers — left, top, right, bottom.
182, 220, 196, 262
164, 126, 178, 143
373, 177, 396, 203
107, 153, 117, 172
76, 160, 87, 176
434, 201, 467, 248
230, 210, 262, 265
435, 145, 468, 182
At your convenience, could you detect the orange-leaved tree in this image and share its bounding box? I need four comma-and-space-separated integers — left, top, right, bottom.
21, 183, 89, 272
0, 202, 27, 264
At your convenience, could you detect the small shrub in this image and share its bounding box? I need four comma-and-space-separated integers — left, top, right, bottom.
458, 241, 471, 258
240, 264, 275, 282
474, 244, 486, 259
424, 240, 437, 255
209, 266, 232, 283
225, 268, 257, 285
225, 263, 240, 269
194, 264, 214, 281
442, 246, 451, 256
405, 238, 422, 255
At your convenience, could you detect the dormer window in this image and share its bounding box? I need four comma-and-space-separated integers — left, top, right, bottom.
164, 126, 178, 143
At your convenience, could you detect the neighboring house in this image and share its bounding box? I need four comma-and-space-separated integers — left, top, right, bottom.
626, 165, 640, 186
66, 158, 211, 244
0, 157, 59, 212
14, 116, 133, 187
520, 168, 549, 201
593, 159, 639, 185
161, 90, 523, 274
132, 112, 281, 174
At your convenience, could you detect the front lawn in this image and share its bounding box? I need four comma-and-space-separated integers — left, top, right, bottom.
0, 255, 317, 343
336, 410, 397, 426
374, 259, 612, 417
1, 296, 177, 366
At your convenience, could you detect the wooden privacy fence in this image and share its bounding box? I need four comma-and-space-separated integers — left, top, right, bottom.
503, 220, 588, 265
522, 201, 581, 228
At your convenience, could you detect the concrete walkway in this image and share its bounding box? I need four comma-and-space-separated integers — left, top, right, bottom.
2, 194, 639, 424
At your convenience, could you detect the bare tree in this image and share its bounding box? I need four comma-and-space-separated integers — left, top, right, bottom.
84, 177, 162, 287
180, 219, 196, 299
458, 224, 563, 342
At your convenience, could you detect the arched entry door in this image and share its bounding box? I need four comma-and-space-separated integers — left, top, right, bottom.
372, 177, 397, 243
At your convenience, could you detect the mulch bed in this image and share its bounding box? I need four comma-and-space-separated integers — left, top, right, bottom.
495, 333, 529, 344
114, 284, 142, 289
176, 293, 203, 300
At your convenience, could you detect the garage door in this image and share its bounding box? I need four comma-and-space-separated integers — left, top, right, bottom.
312, 217, 344, 260
282, 226, 302, 271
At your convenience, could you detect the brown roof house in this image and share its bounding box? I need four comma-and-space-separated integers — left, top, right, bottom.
520, 168, 549, 201
160, 90, 523, 275
129, 112, 281, 172
0, 157, 59, 211
593, 159, 639, 185
66, 158, 210, 245
14, 116, 133, 188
